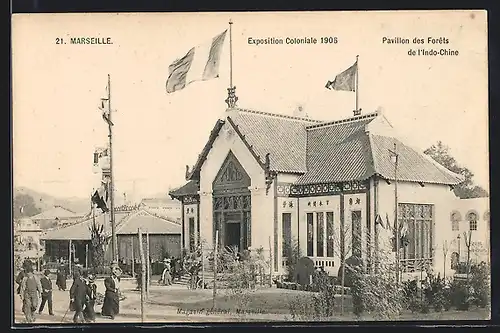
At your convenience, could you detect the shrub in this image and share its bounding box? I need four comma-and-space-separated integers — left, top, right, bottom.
288, 294, 316, 320
285, 238, 302, 283
350, 247, 404, 320
470, 262, 490, 308
312, 274, 336, 318
449, 279, 470, 311
422, 271, 450, 312
402, 279, 423, 313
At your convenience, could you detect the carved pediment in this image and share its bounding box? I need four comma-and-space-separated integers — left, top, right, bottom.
213, 151, 251, 191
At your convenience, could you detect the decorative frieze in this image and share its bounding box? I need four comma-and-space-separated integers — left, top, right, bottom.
277, 180, 368, 197
183, 196, 199, 204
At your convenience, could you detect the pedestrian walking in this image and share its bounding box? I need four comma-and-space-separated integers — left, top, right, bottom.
15, 268, 26, 295
56, 265, 67, 291
174, 257, 182, 281
19, 262, 42, 323
101, 263, 122, 319
83, 273, 97, 323
160, 259, 172, 286
69, 269, 87, 323
38, 270, 54, 316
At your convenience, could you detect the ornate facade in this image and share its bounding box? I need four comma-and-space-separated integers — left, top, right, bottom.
170, 108, 464, 277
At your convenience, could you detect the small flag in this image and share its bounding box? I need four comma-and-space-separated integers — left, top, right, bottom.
98, 97, 113, 126
166, 30, 227, 93
92, 184, 109, 213
375, 214, 383, 228
325, 61, 357, 91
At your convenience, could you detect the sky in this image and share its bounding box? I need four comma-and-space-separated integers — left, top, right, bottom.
12, 11, 489, 200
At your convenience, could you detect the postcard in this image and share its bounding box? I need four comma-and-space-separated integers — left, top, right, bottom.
11, 10, 489, 325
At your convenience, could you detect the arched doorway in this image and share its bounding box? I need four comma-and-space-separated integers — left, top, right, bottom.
212, 151, 251, 253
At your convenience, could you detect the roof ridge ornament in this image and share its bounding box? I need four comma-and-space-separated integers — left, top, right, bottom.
264, 153, 275, 195
225, 86, 238, 109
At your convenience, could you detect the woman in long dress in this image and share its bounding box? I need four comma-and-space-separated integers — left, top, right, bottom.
101, 264, 121, 319
160, 260, 172, 286
56, 265, 67, 291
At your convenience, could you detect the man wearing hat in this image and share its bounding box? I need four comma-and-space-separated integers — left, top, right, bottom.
101, 262, 122, 319
38, 270, 54, 316
83, 273, 97, 323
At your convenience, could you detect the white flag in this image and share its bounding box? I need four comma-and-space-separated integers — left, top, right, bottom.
166, 30, 227, 93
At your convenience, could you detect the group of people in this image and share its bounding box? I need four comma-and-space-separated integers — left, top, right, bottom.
15, 259, 123, 324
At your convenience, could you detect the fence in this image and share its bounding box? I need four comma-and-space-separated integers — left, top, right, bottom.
184, 244, 275, 290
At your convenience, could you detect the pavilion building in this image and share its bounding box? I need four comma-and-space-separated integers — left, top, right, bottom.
169, 107, 463, 278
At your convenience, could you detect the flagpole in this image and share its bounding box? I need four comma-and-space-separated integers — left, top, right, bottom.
229, 19, 233, 89
355, 55, 359, 114
225, 19, 238, 108
108, 73, 117, 263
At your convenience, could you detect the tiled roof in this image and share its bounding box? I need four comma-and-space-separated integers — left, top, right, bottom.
115, 210, 181, 235
31, 206, 82, 220
369, 134, 464, 185
41, 211, 131, 241
295, 116, 376, 184
169, 180, 199, 199
296, 113, 463, 185
229, 109, 321, 173
184, 108, 463, 187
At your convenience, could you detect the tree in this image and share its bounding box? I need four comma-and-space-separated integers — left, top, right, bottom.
424, 141, 488, 199
13, 193, 41, 218
89, 218, 107, 274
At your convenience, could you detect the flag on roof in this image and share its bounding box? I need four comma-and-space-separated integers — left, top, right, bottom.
166, 30, 227, 93
325, 60, 357, 92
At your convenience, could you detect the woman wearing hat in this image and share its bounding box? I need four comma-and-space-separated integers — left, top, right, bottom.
101, 264, 121, 319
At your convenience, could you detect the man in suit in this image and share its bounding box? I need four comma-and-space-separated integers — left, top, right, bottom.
38, 270, 54, 315
69, 269, 87, 323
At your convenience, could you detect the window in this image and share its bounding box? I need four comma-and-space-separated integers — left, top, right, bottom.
399, 203, 434, 261
451, 211, 461, 232
196, 214, 201, 246
467, 211, 478, 231
326, 212, 334, 257
282, 213, 292, 257
351, 211, 362, 259
307, 213, 314, 256
189, 217, 195, 252
316, 213, 324, 257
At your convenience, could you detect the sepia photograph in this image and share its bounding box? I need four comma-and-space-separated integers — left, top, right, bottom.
11, 10, 489, 324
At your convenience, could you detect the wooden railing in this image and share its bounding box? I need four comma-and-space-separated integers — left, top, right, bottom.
282, 256, 336, 274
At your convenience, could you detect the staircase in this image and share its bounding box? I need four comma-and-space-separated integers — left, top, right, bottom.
172, 270, 216, 288
172, 274, 191, 286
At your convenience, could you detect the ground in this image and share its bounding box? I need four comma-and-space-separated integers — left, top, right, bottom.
13, 275, 490, 324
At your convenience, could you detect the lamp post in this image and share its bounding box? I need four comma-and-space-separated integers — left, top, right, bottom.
389, 143, 399, 285
457, 234, 461, 265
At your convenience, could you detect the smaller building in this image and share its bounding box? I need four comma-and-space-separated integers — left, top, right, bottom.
139, 197, 182, 222
31, 206, 84, 229
14, 218, 45, 262
449, 197, 490, 266
41, 208, 181, 270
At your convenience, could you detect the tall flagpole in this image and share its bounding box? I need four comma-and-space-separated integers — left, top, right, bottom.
354, 55, 360, 115
225, 19, 238, 109
108, 73, 117, 262
229, 19, 233, 89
